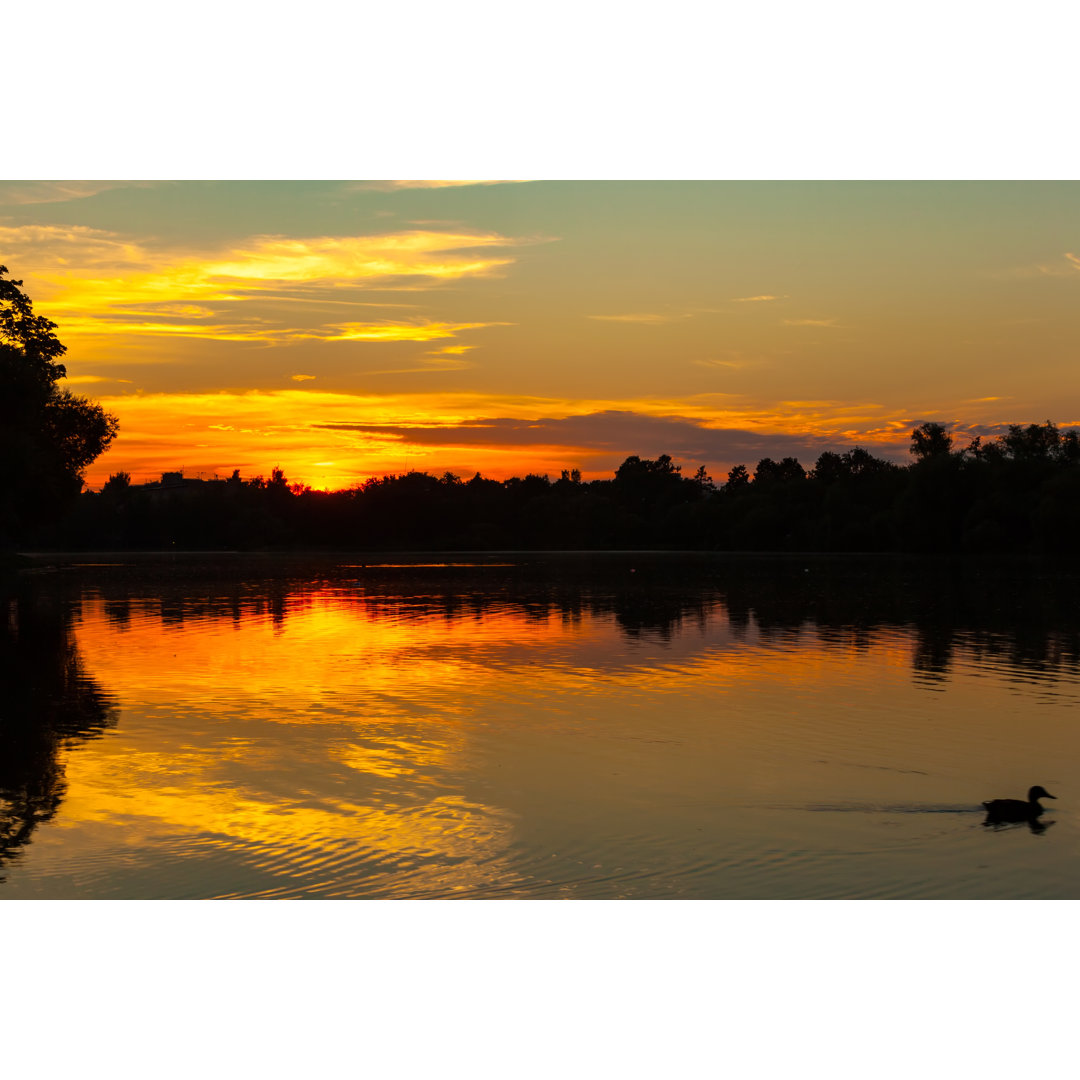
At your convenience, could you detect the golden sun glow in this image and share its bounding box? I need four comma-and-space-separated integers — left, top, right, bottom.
83, 387, 933, 489
4, 181, 1078, 490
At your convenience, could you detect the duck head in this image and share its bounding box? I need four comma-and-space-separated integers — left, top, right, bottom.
1028, 786, 1056, 802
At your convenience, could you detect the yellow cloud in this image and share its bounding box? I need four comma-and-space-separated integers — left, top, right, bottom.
731, 295, 781, 302
64, 374, 134, 385
2, 223, 528, 349
56, 316, 273, 341
202, 231, 516, 283
321, 321, 502, 343
428, 345, 475, 356
290, 374, 316, 382
783, 318, 838, 327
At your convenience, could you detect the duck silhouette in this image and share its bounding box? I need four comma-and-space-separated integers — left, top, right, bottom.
982, 785, 1056, 824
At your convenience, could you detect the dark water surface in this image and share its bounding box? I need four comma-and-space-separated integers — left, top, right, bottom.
3, 552, 1079, 899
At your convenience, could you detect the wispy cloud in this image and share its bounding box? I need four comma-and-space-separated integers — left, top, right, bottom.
203, 231, 518, 283
65, 374, 134, 385
694, 358, 753, 371
1, 224, 530, 349
991, 253, 1080, 279
693, 347, 780, 372
0, 181, 159, 206
290, 374, 316, 382
51, 315, 508, 348
321, 321, 504, 344
427, 345, 474, 356
782, 317, 839, 327
347, 181, 531, 193
356, 343, 480, 376
587, 313, 689, 324
731, 294, 782, 303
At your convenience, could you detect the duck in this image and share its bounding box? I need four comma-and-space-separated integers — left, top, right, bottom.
982, 785, 1056, 822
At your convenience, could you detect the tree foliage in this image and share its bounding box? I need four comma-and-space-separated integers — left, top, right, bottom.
910, 421, 953, 461
0, 267, 118, 543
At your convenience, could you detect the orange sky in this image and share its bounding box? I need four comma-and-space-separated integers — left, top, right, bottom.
3, 180, 1078, 490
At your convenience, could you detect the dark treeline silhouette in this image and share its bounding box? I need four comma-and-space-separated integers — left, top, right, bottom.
0, 585, 117, 879
39, 420, 1080, 554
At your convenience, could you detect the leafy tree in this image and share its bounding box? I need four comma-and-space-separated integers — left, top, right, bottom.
1002, 421, 1060, 461
0, 266, 118, 543
724, 464, 750, 492
102, 471, 131, 495
690, 464, 715, 493
811, 451, 845, 483
753, 456, 805, 485
910, 421, 953, 461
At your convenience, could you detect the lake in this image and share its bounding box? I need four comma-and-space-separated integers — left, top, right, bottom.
3, 552, 1078, 899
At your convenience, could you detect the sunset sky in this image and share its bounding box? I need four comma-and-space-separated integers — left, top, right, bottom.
3, 179, 1078, 490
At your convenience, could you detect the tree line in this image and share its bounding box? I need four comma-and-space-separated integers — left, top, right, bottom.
42, 421, 1080, 553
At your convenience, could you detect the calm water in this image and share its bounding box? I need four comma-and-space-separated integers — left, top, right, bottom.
3, 552, 1079, 899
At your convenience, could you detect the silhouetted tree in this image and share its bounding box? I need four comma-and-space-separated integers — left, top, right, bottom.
102, 471, 131, 494
0, 266, 118, 544
811, 451, 846, 483
724, 464, 751, 493
1002, 421, 1061, 461
691, 465, 715, 492
753, 457, 805, 485
910, 421, 953, 461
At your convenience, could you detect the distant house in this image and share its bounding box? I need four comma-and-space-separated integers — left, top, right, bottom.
130, 471, 227, 496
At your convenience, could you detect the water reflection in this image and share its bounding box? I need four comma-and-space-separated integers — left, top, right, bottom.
0, 591, 117, 881
3, 553, 1080, 899
50, 554, 1080, 689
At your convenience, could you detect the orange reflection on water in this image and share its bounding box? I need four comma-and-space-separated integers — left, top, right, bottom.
53, 591, 560, 896
58, 590, 922, 892
9, 555, 1080, 900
